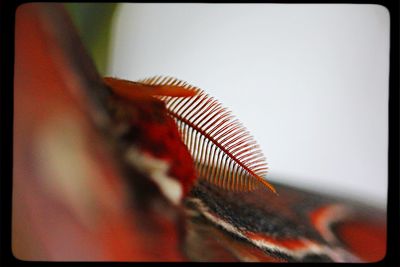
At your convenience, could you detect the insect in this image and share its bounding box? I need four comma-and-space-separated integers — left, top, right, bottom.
102, 76, 385, 262
12, 3, 386, 263
103, 76, 277, 198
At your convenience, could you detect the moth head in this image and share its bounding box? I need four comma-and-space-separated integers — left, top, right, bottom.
105, 77, 198, 204
105, 76, 277, 205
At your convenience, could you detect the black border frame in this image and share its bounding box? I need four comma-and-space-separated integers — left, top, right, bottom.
1, 1, 399, 266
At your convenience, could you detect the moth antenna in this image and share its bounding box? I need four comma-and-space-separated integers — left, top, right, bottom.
104, 77, 197, 100
139, 76, 277, 194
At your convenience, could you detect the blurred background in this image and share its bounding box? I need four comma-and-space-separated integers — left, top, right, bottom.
103, 4, 389, 209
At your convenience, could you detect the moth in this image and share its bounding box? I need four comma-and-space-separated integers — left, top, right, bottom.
13, 3, 386, 263
103, 76, 277, 200
102, 77, 386, 262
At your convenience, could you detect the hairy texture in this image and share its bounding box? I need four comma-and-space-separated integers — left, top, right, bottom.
138, 76, 276, 194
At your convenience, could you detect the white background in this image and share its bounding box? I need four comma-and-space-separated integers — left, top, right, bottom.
108, 4, 390, 209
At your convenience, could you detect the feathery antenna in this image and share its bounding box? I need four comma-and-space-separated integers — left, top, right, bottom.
138, 76, 276, 194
